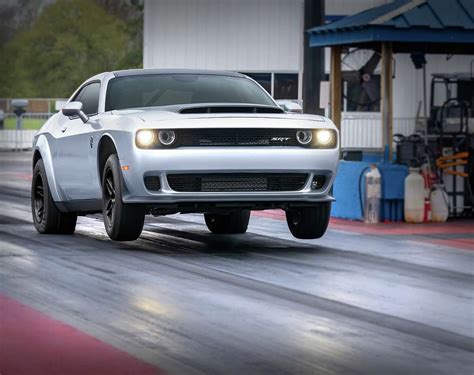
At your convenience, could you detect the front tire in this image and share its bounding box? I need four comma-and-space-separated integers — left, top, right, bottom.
31, 159, 77, 234
204, 210, 251, 234
102, 154, 145, 241
286, 203, 331, 239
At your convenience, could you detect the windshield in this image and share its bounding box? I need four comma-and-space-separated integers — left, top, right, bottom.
105, 74, 275, 111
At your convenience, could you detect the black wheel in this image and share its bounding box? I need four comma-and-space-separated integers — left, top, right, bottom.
102, 154, 144, 241
204, 210, 251, 234
286, 203, 331, 239
31, 159, 77, 234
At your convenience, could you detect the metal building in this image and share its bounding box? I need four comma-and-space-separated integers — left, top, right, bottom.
144, 0, 472, 140
144, 0, 305, 101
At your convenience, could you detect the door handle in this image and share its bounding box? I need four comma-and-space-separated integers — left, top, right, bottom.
61, 127, 67, 133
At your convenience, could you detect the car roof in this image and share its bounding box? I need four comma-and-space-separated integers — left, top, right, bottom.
112, 69, 246, 78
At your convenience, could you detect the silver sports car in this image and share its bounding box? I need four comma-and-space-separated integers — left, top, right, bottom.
31, 69, 339, 240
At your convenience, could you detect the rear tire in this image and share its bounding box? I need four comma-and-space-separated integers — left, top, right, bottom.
31, 159, 77, 234
286, 203, 331, 239
204, 210, 251, 234
102, 154, 145, 241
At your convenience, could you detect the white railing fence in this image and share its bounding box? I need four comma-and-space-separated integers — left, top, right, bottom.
0, 113, 53, 151
341, 114, 418, 149
0, 129, 38, 151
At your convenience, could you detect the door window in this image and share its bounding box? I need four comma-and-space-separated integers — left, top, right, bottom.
73, 82, 101, 115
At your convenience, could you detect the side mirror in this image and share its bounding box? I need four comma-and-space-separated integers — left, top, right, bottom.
62, 101, 88, 123
275, 100, 303, 113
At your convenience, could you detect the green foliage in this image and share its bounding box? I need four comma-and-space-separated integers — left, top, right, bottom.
0, 0, 142, 98
4, 118, 45, 130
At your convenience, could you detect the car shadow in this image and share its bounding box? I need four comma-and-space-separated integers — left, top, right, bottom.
140, 224, 331, 257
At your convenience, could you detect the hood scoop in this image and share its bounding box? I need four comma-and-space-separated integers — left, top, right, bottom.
179, 104, 284, 114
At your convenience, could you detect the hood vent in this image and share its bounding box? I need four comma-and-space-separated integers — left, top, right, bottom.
179, 106, 284, 114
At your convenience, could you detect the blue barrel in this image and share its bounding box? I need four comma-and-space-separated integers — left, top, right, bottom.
377, 163, 408, 222
332, 161, 408, 221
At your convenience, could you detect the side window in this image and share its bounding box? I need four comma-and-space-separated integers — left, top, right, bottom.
72, 86, 86, 103
72, 82, 101, 115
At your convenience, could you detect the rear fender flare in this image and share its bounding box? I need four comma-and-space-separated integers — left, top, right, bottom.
34, 134, 63, 202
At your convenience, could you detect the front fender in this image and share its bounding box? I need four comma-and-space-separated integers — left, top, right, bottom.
34, 134, 63, 202
96, 130, 136, 197
96, 130, 133, 177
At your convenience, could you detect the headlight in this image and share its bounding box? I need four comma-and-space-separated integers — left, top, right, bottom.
296, 130, 313, 145
136, 129, 156, 148
158, 130, 176, 146
314, 129, 334, 147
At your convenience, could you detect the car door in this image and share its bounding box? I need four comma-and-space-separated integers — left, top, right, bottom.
55, 82, 101, 201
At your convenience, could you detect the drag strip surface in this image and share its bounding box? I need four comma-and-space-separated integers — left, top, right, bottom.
1, 152, 473, 374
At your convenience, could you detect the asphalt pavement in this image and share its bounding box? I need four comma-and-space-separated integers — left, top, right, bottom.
0, 151, 473, 374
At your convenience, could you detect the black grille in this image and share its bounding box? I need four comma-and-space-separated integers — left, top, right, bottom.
172, 129, 299, 147
311, 175, 326, 190
167, 173, 308, 192
144, 176, 161, 191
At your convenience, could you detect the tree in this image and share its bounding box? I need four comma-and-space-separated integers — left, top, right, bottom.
0, 0, 139, 98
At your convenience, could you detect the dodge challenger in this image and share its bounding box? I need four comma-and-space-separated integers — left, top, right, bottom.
31, 69, 339, 240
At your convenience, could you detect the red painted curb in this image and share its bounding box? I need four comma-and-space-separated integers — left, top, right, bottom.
253, 210, 474, 234
420, 238, 474, 251
0, 294, 163, 375
252, 210, 474, 250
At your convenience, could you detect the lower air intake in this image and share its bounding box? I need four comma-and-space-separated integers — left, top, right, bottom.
144, 176, 161, 191
311, 175, 326, 190
167, 173, 308, 192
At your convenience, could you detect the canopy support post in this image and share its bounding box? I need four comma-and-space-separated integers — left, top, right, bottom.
330, 45, 342, 130
381, 42, 393, 161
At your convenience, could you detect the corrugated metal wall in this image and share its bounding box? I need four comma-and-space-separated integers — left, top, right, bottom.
144, 0, 304, 72
392, 54, 473, 119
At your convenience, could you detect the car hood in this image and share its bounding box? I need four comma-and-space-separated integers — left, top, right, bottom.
109, 103, 329, 129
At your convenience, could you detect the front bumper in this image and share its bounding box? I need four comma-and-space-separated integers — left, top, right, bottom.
119, 147, 339, 204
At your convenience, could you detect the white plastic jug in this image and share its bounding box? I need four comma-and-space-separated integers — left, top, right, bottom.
404, 168, 424, 223
431, 184, 449, 222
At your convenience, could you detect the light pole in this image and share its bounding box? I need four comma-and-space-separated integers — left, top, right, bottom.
11, 99, 29, 151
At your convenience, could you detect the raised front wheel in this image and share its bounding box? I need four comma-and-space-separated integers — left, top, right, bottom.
286, 203, 331, 239
204, 210, 251, 234
102, 154, 145, 241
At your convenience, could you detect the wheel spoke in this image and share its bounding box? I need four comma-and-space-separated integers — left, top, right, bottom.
34, 197, 44, 221
105, 200, 113, 215
33, 175, 46, 222
106, 177, 115, 197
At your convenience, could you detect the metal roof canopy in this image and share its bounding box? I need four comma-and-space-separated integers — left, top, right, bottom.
308, 0, 474, 54
307, 0, 474, 160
